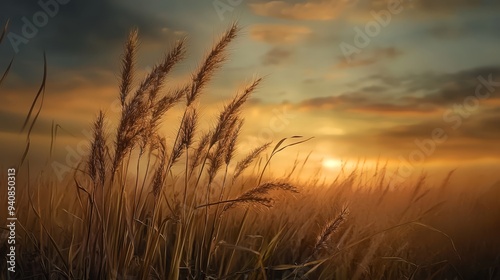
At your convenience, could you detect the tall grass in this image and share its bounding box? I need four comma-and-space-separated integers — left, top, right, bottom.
2, 23, 500, 280
0, 20, 13, 87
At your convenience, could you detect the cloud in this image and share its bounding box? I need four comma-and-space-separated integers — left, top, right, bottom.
250, 24, 312, 44
296, 65, 500, 115
296, 93, 440, 116
427, 24, 466, 39
407, 0, 496, 13
460, 114, 500, 140
335, 47, 403, 69
376, 107, 500, 144
0, 0, 185, 81
249, 0, 500, 23
0, 0, 191, 145
289, 65, 500, 160
2, 1, 183, 53
262, 47, 293, 66
297, 93, 366, 111
319, 106, 500, 161
249, 0, 349, 21
411, 66, 500, 106
361, 73, 403, 87
348, 103, 439, 115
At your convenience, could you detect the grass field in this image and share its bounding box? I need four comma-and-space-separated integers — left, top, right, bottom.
1, 22, 500, 280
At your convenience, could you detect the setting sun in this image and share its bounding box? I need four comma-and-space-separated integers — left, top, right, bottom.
322, 157, 342, 169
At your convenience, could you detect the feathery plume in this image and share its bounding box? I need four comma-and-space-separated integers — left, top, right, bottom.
112, 36, 185, 174
189, 132, 212, 174
152, 137, 167, 199
186, 23, 239, 106
311, 207, 349, 257
88, 111, 107, 186
119, 28, 138, 107
223, 182, 297, 211
225, 119, 243, 165
210, 77, 262, 147
233, 142, 272, 180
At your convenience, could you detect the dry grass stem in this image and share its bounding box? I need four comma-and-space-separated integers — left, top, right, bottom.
311, 207, 350, 257
233, 142, 272, 180
87, 110, 108, 186
187, 23, 239, 106
223, 182, 298, 211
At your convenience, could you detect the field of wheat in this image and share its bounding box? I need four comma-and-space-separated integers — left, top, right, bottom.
1, 22, 500, 280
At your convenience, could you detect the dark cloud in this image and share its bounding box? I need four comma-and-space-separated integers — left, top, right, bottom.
247, 97, 262, 105
0, 0, 186, 87
0, 108, 82, 139
427, 24, 466, 39
365, 0, 500, 17
262, 47, 293, 66
360, 85, 387, 93
359, 73, 404, 87
302, 78, 320, 84
373, 107, 500, 144
0, 110, 26, 134
249, 0, 500, 22
407, 0, 499, 12
323, 106, 500, 160
335, 47, 402, 69
0, 0, 181, 55
298, 92, 369, 110
460, 110, 500, 140
349, 103, 439, 115
412, 66, 500, 105
297, 66, 500, 114
296, 88, 439, 115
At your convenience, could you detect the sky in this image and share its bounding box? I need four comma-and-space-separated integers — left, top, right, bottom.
0, 0, 499, 185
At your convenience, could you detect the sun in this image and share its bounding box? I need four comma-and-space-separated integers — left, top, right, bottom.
322, 158, 342, 169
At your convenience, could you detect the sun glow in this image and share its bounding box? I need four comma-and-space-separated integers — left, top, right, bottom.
322, 158, 342, 169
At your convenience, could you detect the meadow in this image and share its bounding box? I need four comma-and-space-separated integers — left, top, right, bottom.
1, 22, 500, 280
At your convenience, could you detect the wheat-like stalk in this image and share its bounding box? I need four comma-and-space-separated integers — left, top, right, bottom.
223, 182, 298, 211
112, 36, 186, 175
0, 20, 13, 87
207, 117, 241, 184
187, 22, 239, 106
151, 136, 167, 199
180, 106, 198, 149
87, 110, 107, 187
225, 119, 244, 166
189, 132, 212, 175
233, 142, 272, 180
311, 207, 349, 257
136, 38, 186, 103
169, 106, 198, 169
210, 78, 262, 147
119, 28, 138, 107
